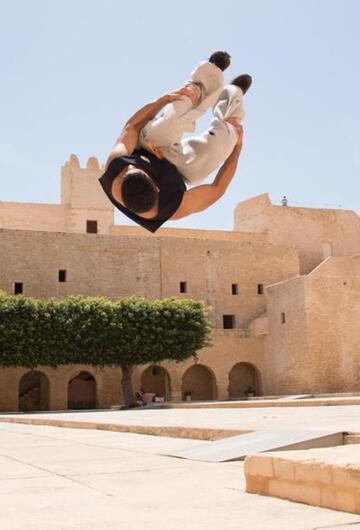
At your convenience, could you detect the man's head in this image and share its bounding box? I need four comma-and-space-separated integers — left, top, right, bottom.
121, 169, 158, 213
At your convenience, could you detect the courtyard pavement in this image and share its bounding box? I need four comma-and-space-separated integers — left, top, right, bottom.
1, 422, 360, 530
3, 402, 360, 433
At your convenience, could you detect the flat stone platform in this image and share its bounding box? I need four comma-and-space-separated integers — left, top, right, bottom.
173, 396, 360, 409
2, 401, 360, 439
1, 422, 360, 530
245, 445, 360, 514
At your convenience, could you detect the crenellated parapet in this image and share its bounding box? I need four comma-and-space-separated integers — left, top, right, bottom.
61, 154, 104, 178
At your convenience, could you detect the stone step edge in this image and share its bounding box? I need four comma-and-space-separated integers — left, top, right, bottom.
344, 434, 360, 444
172, 398, 360, 409
245, 452, 360, 514
0, 416, 247, 441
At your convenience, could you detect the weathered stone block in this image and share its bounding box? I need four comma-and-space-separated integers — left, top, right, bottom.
245, 474, 270, 495
272, 457, 295, 481
244, 455, 274, 478
321, 485, 356, 513
269, 479, 321, 506
331, 465, 360, 490
294, 462, 331, 485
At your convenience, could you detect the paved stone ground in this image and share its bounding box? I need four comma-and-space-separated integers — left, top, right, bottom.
4, 402, 360, 433
1, 422, 360, 530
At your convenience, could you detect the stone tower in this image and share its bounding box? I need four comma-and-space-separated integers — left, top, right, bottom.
61, 154, 114, 234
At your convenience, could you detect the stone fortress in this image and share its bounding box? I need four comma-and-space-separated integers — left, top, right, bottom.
0, 154, 359, 412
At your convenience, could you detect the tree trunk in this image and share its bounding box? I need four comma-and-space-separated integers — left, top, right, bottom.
121, 364, 135, 408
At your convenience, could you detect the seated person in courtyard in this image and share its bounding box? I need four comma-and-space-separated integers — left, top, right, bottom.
139, 389, 148, 406
99, 51, 252, 233
134, 390, 148, 407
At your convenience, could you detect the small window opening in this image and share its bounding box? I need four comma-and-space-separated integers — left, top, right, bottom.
179, 281, 187, 293
58, 270, 67, 283
14, 282, 23, 295
86, 220, 98, 234
281, 312, 286, 324
152, 367, 158, 376
231, 283, 239, 295
257, 284, 264, 295
223, 315, 235, 329
322, 242, 333, 258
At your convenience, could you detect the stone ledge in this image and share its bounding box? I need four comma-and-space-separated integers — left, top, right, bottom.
172, 397, 360, 409
0, 416, 247, 441
245, 445, 360, 514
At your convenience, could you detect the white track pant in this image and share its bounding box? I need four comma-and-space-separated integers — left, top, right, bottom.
139, 61, 245, 185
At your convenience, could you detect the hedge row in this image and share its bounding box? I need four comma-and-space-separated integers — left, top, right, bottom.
0, 292, 211, 368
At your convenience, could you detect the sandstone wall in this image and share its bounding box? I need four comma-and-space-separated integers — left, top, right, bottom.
0, 228, 299, 328
234, 194, 360, 274
0, 202, 68, 232
265, 255, 360, 394
265, 276, 309, 394
304, 257, 360, 392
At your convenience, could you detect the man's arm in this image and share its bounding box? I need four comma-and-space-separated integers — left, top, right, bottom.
105, 87, 194, 170
171, 123, 244, 220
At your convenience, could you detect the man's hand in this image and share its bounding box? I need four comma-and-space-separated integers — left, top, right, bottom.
105, 93, 182, 170
105, 86, 200, 171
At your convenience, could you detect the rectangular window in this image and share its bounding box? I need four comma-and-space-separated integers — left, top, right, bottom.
58, 270, 67, 283
223, 314, 235, 329
14, 282, 23, 295
257, 284, 264, 295
86, 220, 98, 234
231, 283, 239, 295
179, 281, 187, 293
281, 312, 286, 324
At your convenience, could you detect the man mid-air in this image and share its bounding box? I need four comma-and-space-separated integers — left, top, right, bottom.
99, 51, 252, 233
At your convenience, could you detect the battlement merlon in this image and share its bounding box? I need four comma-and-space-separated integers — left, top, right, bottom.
61, 154, 105, 176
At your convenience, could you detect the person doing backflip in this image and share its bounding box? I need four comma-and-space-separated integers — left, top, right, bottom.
99, 51, 252, 233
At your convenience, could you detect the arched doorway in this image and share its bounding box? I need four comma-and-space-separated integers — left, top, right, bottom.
18, 370, 49, 411
68, 371, 96, 409
228, 362, 260, 398
182, 364, 217, 401
140, 366, 171, 401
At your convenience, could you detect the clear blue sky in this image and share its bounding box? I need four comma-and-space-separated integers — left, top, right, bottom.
1, 0, 359, 230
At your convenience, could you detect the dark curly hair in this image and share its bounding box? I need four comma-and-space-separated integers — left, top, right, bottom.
121, 171, 158, 213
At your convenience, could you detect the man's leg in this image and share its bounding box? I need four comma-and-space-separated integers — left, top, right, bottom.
164, 79, 250, 185
139, 57, 227, 151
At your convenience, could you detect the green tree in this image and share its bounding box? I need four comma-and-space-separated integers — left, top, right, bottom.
0, 292, 211, 407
